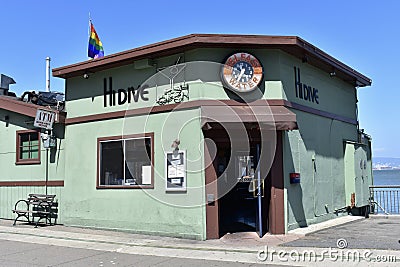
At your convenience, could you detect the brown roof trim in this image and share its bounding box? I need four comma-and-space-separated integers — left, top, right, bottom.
65, 100, 287, 125
294, 37, 371, 87
64, 99, 356, 126
0, 96, 66, 123
285, 101, 357, 125
0, 96, 39, 118
52, 34, 371, 87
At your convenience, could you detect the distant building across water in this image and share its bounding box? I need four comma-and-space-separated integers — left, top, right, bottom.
373, 157, 400, 170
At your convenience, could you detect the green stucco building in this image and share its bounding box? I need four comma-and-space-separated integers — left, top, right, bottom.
0, 34, 372, 240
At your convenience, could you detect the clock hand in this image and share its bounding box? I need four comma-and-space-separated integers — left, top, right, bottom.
236, 68, 246, 81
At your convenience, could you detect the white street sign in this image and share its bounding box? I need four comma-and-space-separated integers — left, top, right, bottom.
34, 109, 56, 130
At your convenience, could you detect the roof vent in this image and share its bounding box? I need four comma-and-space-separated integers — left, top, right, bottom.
0, 74, 16, 95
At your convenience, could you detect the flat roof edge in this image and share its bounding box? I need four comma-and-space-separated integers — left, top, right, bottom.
295, 37, 371, 87
0, 96, 65, 122
52, 33, 371, 87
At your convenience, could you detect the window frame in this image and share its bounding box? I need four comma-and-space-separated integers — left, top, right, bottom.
96, 133, 154, 189
15, 130, 41, 165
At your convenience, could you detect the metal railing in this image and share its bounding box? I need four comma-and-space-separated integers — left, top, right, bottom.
369, 185, 400, 214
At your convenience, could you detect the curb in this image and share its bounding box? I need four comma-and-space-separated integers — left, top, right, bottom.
288, 216, 364, 236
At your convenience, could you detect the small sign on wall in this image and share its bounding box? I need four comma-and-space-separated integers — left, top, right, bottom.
165, 150, 186, 191
34, 109, 56, 130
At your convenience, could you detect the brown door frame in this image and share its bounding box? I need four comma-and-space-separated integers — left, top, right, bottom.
269, 131, 285, 234
204, 129, 285, 239
205, 140, 219, 239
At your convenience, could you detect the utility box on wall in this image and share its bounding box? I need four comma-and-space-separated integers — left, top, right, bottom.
290, 173, 300, 184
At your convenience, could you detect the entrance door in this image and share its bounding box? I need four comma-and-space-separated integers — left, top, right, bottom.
217, 150, 256, 235
204, 126, 277, 239
355, 145, 370, 207
344, 142, 370, 208
217, 143, 269, 237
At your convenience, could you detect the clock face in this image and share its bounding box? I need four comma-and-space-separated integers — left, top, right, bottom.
222, 52, 263, 92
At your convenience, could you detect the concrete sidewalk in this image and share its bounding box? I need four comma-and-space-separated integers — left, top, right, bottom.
285, 215, 400, 250
0, 216, 399, 266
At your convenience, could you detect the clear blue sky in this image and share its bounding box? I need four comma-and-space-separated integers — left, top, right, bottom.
0, 1, 397, 157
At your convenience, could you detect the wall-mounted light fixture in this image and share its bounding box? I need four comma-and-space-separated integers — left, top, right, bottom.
83, 73, 89, 79
329, 71, 336, 77
171, 139, 180, 151
355, 80, 363, 87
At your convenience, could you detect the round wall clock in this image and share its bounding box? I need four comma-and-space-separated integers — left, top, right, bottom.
221, 52, 263, 92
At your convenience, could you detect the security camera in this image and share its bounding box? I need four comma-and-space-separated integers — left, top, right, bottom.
83, 73, 89, 79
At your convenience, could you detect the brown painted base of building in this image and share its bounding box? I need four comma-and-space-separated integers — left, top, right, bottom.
0, 180, 64, 187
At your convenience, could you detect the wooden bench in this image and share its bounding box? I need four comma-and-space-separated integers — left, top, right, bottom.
12, 194, 58, 227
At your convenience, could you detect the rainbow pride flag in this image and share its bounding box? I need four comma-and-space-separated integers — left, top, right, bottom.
88, 22, 104, 59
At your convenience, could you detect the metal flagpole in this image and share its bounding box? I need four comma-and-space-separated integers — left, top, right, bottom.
88, 12, 92, 59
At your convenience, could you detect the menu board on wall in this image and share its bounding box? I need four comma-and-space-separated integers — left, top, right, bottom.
165, 150, 186, 191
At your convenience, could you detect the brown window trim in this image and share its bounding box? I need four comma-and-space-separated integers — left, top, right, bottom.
15, 130, 41, 165
96, 132, 154, 189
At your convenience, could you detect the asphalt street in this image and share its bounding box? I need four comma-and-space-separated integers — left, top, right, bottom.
0, 239, 282, 267
0, 216, 399, 266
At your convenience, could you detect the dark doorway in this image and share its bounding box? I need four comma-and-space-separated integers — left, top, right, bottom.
204, 123, 271, 238
217, 146, 258, 235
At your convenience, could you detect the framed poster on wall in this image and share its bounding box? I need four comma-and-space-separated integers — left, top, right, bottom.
165, 150, 186, 192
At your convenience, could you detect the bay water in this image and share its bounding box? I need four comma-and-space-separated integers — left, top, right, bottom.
373, 169, 400, 185
372, 170, 400, 214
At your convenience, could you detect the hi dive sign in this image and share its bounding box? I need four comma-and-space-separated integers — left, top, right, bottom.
103, 77, 149, 107
294, 67, 320, 104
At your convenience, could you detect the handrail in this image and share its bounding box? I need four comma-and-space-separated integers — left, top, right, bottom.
369, 186, 400, 215
370, 200, 390, 215
370, 185, 400, 189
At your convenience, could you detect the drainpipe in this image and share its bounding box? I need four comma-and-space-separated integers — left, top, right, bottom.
355, 88, 360, 141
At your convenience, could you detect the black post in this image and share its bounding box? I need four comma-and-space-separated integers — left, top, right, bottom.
45, 147, 49, 195
257, 143, 262, 237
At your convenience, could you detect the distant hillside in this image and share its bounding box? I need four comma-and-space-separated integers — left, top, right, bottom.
373, 157, 400, 170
